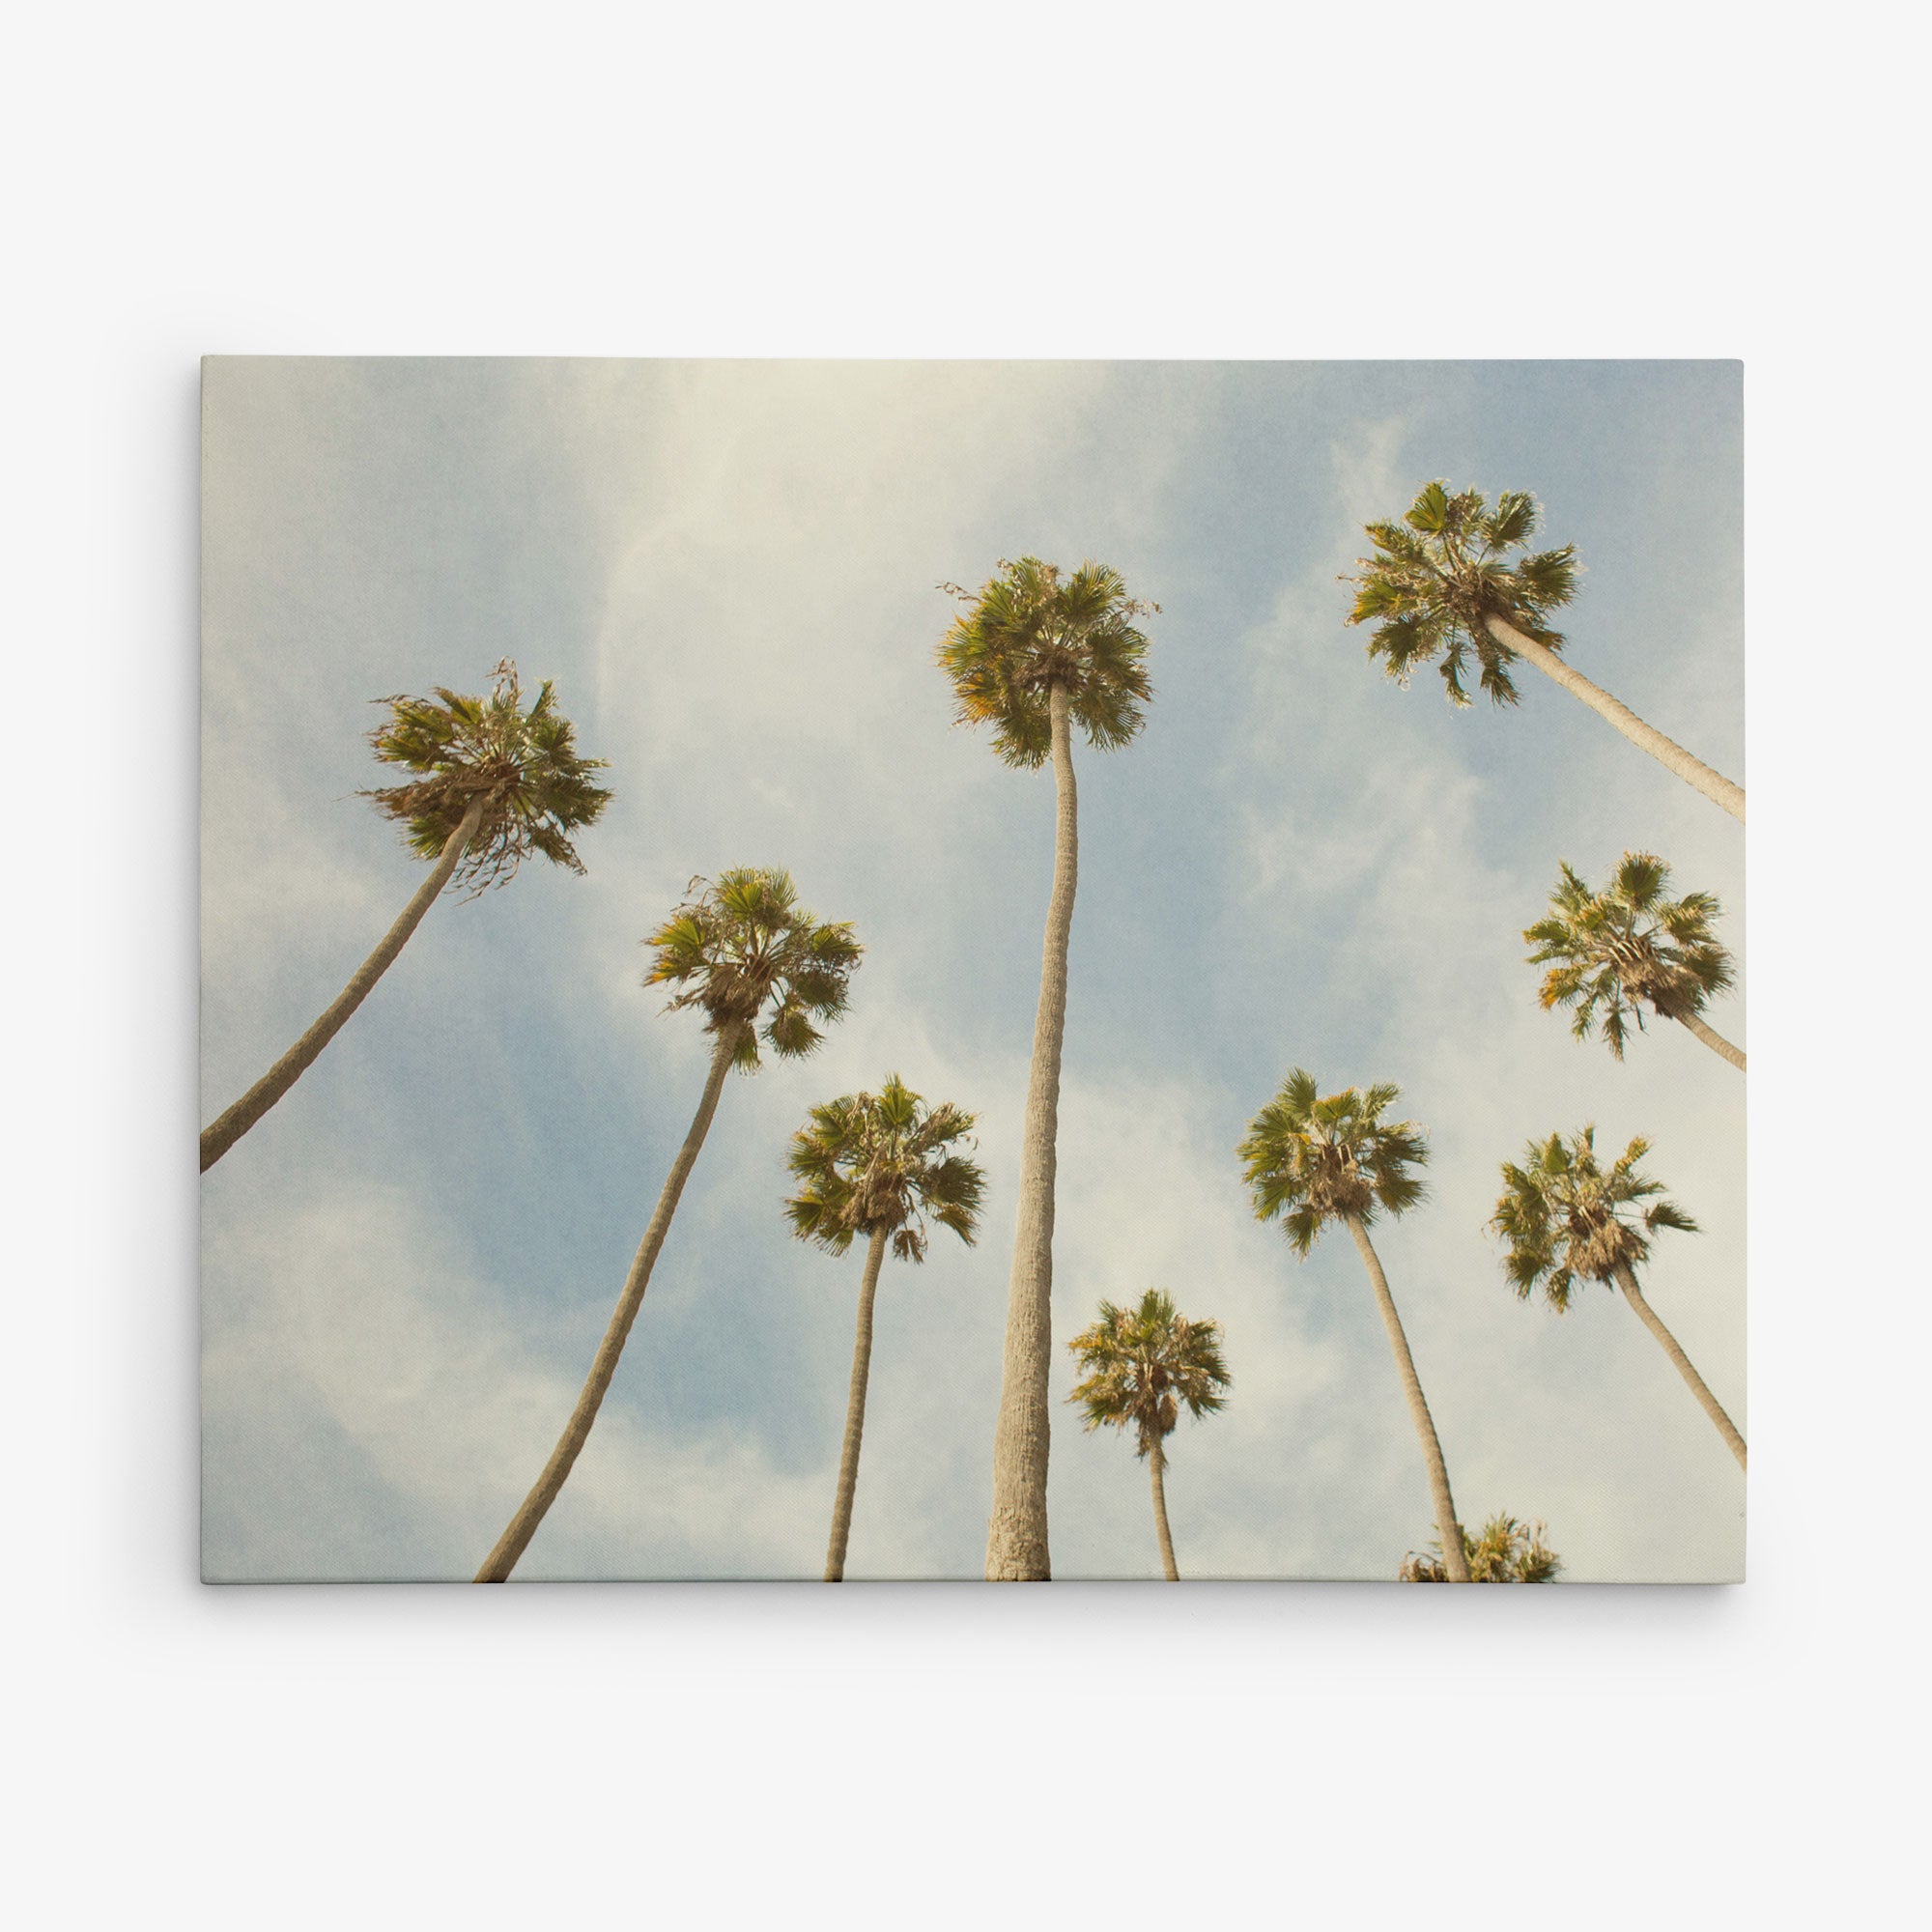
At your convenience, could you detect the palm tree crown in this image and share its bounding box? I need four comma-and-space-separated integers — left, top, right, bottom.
1237, 1069, 1428, 1252
645, 867, 862, 1068
1401, 1514, 1562, 1583
1491, 1127, 1697, 1311
360, 658, 611, 892
936, 555, 1155, 766
1066, 1289, 1231, 1459
1525, 852, 1736, 1057
1346, 481, 1577, 707
785, 1074, 985, 1264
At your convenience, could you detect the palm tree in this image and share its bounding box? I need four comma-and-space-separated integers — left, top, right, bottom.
1065, 1289, 1231, 1581
200, 659, 611, 1172
1346, 483, 1745, 822
1525, 852, 1745, 1071
474, 868, 861, 1582
785, 1074, 985, 1582
1239, 1070, 1473, 1582
937, 556, 1155, 1581
1491, 1127, 1746, 1469
1400, 1513, 1561, 1583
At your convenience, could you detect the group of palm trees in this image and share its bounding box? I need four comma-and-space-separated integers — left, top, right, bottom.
201, 479, 1745, 1583
1231, 482, 1747, 1582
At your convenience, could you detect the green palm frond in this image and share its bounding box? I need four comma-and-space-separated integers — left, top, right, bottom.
1523, 851, 1736, 1055
1065, 1289, 1232, 1458
1489, 1126, 1695, 1309
1482, 491, 1538, 550
1237, 1068, 1428, 1255
1644, 1201, 1700, 1236
784, 1072, 983, 1264
359, 659, 612, 893
1400, 1512, 1561, 1583
1345, 482, 1577, 709
936, 556, 1156, 768
643, 867, 861, 1069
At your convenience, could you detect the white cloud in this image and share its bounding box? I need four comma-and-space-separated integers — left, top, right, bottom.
203, 1180, 837, 1580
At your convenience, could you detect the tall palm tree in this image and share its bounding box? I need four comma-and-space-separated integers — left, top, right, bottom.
1346, 483, 1745, 822
1491, 1127, 1746, 1468
201, 660, 611, 1172
937, 555, 1155, 1581
1525, 852, 1745, 1071
474, 868, 861, 1582
1065, 1289, 1231, 1581
1400, 1513, 1561, 1583
1239, 1070, 1473, 1582
784, 1074, 985, 1582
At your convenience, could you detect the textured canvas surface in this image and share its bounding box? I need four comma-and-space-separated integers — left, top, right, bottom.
199, 358, 1746, 1582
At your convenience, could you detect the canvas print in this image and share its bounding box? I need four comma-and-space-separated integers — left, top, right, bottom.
200, 359, 1745, 1582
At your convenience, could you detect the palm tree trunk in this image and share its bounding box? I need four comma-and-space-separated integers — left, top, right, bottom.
1483, 614, 1746, 823
200, 797, 487, 1172
1611, 1261, 1747, 1469
1675, 1009, 1747, 1072
1148, 1437, 1180, 1582
985, 679, 1078, 1581
824, 1226, 890, 1582
474, 1023, 743, 1581
1344, 1212, 1472, 1582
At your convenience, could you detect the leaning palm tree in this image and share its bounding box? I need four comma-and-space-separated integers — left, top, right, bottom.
1492, 1127, 1746, 1469
1065, 1290, 1230, 1581
1400, 1513, 1561, 1583
1239, 1070, 1473, 1582
474, 868, 861, 1582
785, 1074, 985, 1582
201, 660, 611, 1171
1525, 852, 1745, 1071
1346, 483, 1745, 822
937, 556, 1155, 1582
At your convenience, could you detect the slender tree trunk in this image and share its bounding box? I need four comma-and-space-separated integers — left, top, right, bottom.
824, 1227, 890, 1583
200, 797, 487, 1172
1675, 1009, 1747, 1072
1483, 614, 1746, 824
475, 1024, 743, 1581
985, 679, 1078, 1581
1612, 1261, 1747, 1469
1148, 1437, 1180, 1582
1345, 1213, 1472, 1582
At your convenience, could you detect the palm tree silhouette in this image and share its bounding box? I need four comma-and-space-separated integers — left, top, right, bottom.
1239, 1070, 1472, 1581
474, 868, 861, 1581
1491, 1127, 1746, 1468
785, 1074, 984, 1581
1066, 1290, 1230, 1580
1346, 483, 1745, 821
201, 660, 610, 1171
936, 555, 1155, 1581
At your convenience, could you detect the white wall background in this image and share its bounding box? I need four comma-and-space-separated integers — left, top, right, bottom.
5, 3, 1924, 1926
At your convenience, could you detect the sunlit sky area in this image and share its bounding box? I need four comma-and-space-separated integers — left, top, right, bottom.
200, 358, 1745, 1580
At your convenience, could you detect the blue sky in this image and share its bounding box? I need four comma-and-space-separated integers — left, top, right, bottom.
200, 358, 1745, 1580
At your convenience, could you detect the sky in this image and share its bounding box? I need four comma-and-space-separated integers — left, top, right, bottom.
199, 358, 1746, 1582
